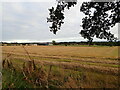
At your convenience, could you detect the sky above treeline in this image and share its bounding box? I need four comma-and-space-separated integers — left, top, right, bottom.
1, 0, 118, 42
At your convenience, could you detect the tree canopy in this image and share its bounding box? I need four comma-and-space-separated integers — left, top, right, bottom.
47, 0, 120, 42
80, 1, 120, 42
47, 0, 77, 34
52, 40, 56, 45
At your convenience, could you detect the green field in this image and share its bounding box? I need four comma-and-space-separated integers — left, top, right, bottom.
2, 46, 120, 88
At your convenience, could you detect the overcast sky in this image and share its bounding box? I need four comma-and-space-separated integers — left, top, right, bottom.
1, 0, 118, 42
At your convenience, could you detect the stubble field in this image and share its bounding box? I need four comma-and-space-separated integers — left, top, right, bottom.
2, 45, 120, 88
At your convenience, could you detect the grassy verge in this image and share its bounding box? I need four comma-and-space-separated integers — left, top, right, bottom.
2, 68, 35, 88
2, 58, 119, 88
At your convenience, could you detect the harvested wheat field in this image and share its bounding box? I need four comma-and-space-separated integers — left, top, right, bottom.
2, 46, 120, 88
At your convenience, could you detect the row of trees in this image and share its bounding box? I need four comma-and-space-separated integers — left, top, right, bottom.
52, 40, 120, 46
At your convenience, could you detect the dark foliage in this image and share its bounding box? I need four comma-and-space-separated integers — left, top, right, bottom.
80, 1, 120, 42
47, 0, 77, 34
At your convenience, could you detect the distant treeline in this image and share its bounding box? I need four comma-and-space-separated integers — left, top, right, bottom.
1, 41, 120, 46
56, 41, 120, 46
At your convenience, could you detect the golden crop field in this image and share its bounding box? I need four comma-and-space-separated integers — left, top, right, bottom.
2, 46, 120, 88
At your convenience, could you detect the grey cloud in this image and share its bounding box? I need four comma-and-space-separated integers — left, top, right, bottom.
2, 1, 118, 42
